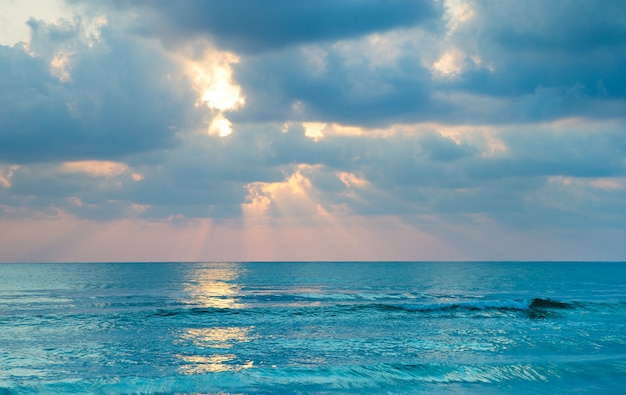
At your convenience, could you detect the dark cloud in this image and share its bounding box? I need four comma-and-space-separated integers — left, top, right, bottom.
69, 0, 626, 127
0, 18, 198, 164
228, 44, 438, 126
114, 0, 626, 126
449, 0, 626, 99
101, 0, 444, 54
476, 0, 626, 53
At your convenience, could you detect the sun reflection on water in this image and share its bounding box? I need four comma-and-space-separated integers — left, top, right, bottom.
182, 263, 246, 309
177, 354, 254, 374
178, 263, 255, 374
182, 326, 254, 349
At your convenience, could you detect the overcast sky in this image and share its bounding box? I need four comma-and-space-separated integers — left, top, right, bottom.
1, 0, 625, 262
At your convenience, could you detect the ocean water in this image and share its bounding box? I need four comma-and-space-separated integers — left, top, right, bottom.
1, 262, 625, 394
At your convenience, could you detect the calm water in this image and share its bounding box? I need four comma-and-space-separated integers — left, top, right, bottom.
1, 261, 625, 394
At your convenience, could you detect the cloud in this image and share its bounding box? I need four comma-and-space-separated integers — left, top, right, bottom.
93, 0, 444, 54
474, 0, 626, 53
448, 0, 626, 100
225, 13, 625, 127
3, 113, 625, 232
229, 42, 437, 126
64, 0, 626, 129
1, 0, 626, 260
0, 17, 199, 164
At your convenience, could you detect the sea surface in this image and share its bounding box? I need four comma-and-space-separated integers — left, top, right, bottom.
1, 261, 625, 394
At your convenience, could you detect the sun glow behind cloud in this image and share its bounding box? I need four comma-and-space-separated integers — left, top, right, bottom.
302, 122, 326, 141
241, 165, 345, 258
209, 113, 234, 137
185, 48, 245, 137
198, 64, 245, 112
238, 164, 443, 260
243, 165, 318, 219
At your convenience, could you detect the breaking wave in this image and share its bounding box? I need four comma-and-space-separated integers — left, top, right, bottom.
144, 298, 584, 320
385, 297, 577, 314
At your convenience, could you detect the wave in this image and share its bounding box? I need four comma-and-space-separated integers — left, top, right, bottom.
375, 298, 583, 319
144, 298, 585, 320
254, 361, 553, 386
528, 297, 575, 309
3, 359, 626, 394
152, 306, 244, 317
385, 298, 576, 313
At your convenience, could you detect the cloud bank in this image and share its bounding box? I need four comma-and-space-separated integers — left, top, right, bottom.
1, 0, 625, 261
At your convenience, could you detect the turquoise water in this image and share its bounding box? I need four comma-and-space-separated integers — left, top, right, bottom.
1, 261, 625, 394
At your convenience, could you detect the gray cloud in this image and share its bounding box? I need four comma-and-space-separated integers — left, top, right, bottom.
466, 128, 626, 181
1, 0, 625, 246
95, 0, 444, 54
0, 18, 199, 164
6, 119, 623, 230
450, 0, 626, 99
63, 0, 626, 128
475, 0, 626, 53
221, 0, 626, 126
229, 46, 437, 126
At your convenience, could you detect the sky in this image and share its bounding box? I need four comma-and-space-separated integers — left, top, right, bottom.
1, 0, 625, 262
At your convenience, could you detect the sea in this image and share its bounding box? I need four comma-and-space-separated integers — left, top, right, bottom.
1, 261, 625, 394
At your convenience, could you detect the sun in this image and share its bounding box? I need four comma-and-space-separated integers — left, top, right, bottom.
184, 49, 245, 137
199, 64, 245, 111
188, 51, 245, 111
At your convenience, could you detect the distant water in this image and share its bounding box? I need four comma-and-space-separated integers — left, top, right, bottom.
1, 262, 625, 394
